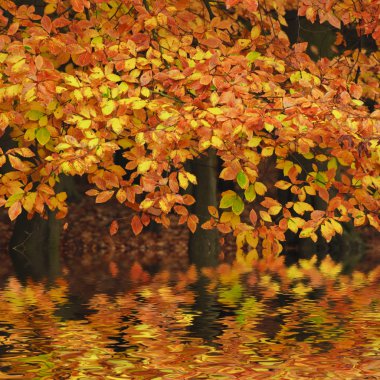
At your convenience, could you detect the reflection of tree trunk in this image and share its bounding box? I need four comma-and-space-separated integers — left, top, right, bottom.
188, 276, 222, 344
188, 149, 219, 267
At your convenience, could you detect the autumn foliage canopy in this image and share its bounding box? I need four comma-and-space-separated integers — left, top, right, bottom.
0, 0, 379, 257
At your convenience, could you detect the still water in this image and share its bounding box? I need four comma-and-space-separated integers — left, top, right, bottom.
0, 256, 379, 379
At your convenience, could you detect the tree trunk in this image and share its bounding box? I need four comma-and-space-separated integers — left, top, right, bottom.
9, 211, 61, 281
188, 149, 219, 267
9, 176, 78, 281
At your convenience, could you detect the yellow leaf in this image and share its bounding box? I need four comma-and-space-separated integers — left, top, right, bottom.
264, 123, 274, 132
210, 92, 219, 106
246, 249, 259, 263
0, 53, 7, 63
91, 36, 104, 48
259, 210, 272, 223
327, 158, 338, 170
159, 198, 170, 213
254, 182, 267, 196
135, 132, 145, 145
261, 147, 274, 157
332, 109, 342, 119
90, 67, 104, 80
23, 192, 37, 213
24, 128, 36, 141
211, 135, 224, 149
141, 87, 150, 97
178, 172, 189, 189
124, 58, 136, 71
26, 110, 44, 121
207, 107, 223, 115
186, 172, 197, 184
118, 138, 133, 149
246, 233, 258, 248
132, 100, 147, 110
268, 205, 282, 215
44, 3, 57, 14
78, 119, 91, 129
293, 202, 314, 215
106, 73, 121, 82
63, 74, 81, 88
248, 137, 261, 147
12, 58, 26, 73
330, 219, 343, 234
275, 180, 291, 190
238, 39, 251, 49
102, 100, 115, 115
251, 25, 261, 40
137, 160, 152, 173
299, 227, 314, 238
36, 128, 50, 145
54, 106, 64, 119
140, 198, 155, 210
287, 219, 298, 233
321, 221, 334, 242
159, 110, 172, 121
109, 118, 123, 134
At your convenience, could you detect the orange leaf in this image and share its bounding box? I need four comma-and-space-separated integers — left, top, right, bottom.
41, 15, 52, 33
327, 12, 341, 29
208, 206, 219, 218
95, 190, 114, 203
86, 189, 99, 196
131, 215, 143, 235
71, 0, 84, 13
249, 209, 257, 225
8, 22, 19, 36
8, 201, 22, 221
109, 220, 119, 236
187, 214, 199, 233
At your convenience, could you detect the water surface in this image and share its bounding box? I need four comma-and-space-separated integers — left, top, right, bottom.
0, 256, 379, 379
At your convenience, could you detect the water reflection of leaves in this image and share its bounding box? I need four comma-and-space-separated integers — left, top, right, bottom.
0, 256, 379, 379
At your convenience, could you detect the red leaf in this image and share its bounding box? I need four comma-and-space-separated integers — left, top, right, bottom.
109, 220, 119, 236
8, 201, 22, 221
131, 215, 143, 235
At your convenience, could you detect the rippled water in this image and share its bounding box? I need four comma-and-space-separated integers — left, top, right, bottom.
0, 256, 379, 379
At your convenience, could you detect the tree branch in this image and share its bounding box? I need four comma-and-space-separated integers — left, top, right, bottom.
202, 0, 215, 20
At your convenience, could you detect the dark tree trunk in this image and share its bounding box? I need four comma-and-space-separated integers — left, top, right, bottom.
188, 149, 219, 267
9, 176, 78, 281
9, 211, 61, 281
